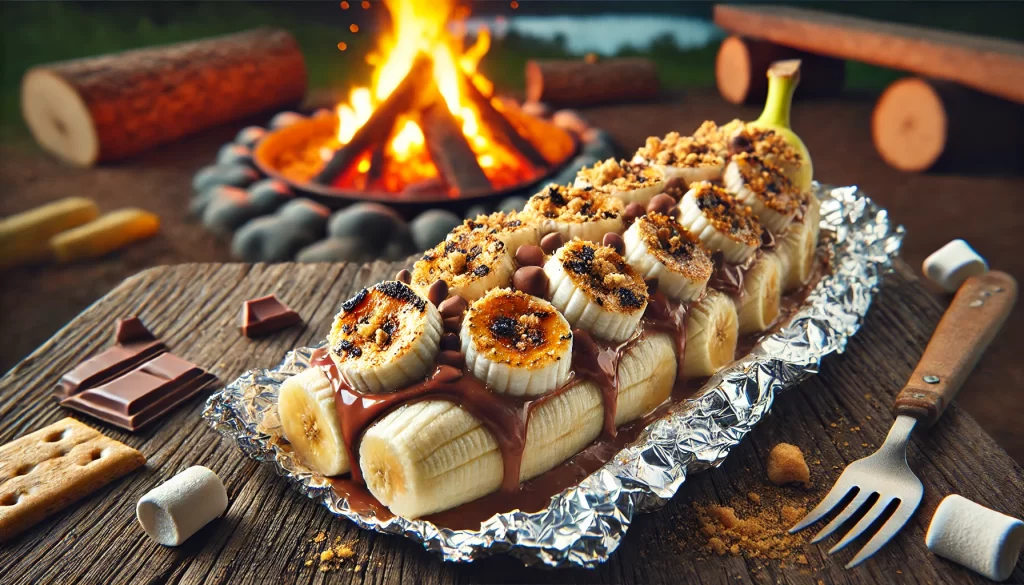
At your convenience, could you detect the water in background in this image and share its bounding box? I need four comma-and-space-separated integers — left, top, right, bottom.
465, 14, 722, 54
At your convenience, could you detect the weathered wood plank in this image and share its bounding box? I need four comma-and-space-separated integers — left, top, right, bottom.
1, 261, 1021, 584
713, 4, 1024, 104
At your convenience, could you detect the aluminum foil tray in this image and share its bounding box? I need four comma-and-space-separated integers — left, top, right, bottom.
203, 183, 904, 568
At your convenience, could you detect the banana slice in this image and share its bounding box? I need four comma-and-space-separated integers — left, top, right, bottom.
522, 184, 624, 244
573, 158, 667, 207
682, 288, 739, 377
633, 124, 727, 187
411, 228, 515, 302
461, 288, 572, 396
544, 238, 648, 343
456, 210, 541, 255
734, 254, 783, 334
623, 212, 714, 302
279, 367, 349, 476
678, 182, 763, 264
328, 281, 442, 394
723, 153, 800, 234
774, 194, 822, 292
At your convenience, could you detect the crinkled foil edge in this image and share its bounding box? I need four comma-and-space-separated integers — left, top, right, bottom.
203, 184, 903, 568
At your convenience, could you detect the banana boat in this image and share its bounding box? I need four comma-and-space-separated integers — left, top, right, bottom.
279, 60, 823, 521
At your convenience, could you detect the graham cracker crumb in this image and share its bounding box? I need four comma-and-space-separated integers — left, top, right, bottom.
305, 534, 357, 573
748, 492, 761, 505
767, 443, 811, 487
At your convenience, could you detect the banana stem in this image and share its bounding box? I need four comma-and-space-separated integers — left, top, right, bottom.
756, 60, 801, 130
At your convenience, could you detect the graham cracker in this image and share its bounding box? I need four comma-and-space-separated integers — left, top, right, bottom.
0, 417, 145, 541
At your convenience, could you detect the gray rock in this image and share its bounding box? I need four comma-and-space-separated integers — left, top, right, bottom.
247, 179, 294, 214
202, 189, 259, 238
277, 198, 331, 233
192, 164, 260, 193
235, 126, 266, 148
269, 111, 305, 130
550, 154, 600, 187
296, 237, 371, 263
410, 209, 461, 251
231, 217, 274, 262
327, 202, 405, 248
464, 203, 490, 219
383, 238, 414, 261
191, 184, 244, 217
581, 129, 617, 160
497, 196, 528, 214
262, 223, 321, 262
216, 143, 253, 166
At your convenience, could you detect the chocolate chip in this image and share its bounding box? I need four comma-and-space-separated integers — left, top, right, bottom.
443, 316, 463, 333
540, 232, 564, 255
439, 295, 468, 319
728, 132, 753, 155
515, 244, 545, 267
645, 277, 659, 295
647, 193, 677, 216
436, 350, 466, 369
602, 232, 625, 255
623, 202, 646, 224
440, 332, 461, 351
512, 266, 549, 298
395, 269, 412, 284
427, 280, 449, 306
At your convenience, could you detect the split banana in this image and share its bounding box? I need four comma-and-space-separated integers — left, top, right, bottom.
723, 153, 800, 234
678, 182, 763, 264
523, 184, 624, 243
462, 288, 573, 396
774, 194, 822, 292
623, 212, 713, 302
734, 254, 783, 335
743, 60, 813, 193
574, 158, 667, 207
544, 238, 649, 343
411, 228, 514, 302
328, 281, 442, 394
682, 289, 739, 378
278, 367, 349, 477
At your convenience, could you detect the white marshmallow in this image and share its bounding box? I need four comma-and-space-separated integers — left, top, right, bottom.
925, 494, 1024, 581
922, 239, 988, 293
137, 465, 228, 546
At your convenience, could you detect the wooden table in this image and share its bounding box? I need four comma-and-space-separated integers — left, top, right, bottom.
2, 258, 1022, 584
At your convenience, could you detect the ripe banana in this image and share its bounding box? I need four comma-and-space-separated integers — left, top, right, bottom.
734, 254, 783, 335
461, 288, 573, 396
622, 212, 714, 302
544, 238, 649, 343
723, 153, 800, 234
682, 289, 739, 378
523, 184, 625, 244
678, 182, 763, 264
359, 332, 677, 518
573, 158, 667, 207
774, 194, 822, 292
744, 60, 813, 193
328, 281, 442, 394
278, 367, 349, 477
411, 228, 515, 302
458, 210, 540, 255
632, 125, 727, 188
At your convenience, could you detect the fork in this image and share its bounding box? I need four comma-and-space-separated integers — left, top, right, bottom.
790, 270, 1018, 568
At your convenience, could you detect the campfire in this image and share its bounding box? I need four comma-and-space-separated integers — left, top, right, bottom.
255, 0, 577, 203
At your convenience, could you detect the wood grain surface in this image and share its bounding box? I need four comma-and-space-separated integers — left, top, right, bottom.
1, 259, 1022, 584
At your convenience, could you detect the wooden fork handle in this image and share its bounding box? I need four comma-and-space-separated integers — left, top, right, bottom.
895, 271, 1017, 426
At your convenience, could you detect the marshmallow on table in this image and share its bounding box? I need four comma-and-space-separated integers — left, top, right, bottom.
922, 239, 988, 293
137, 465, 228, 546
926, 494, 1024, 581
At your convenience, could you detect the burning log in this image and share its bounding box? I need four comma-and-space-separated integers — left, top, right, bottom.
313, 54, 434, 185
420, 94, 492, 197
461, 76, 549, 169
525, 57, 660, 107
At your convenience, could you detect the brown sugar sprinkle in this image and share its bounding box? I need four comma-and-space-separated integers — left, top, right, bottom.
635, 212, 713, 280
466, 289, 571, 368
558, 238, 647, 313
731, 153, 800, 214
524, 184, 623, 224
577, 158, 662, 191
696, 500, 807, 560
691, 183, 763, 246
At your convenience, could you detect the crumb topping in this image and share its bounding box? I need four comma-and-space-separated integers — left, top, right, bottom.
724, 122, 802, 166
524, 184, 623, 225
577, 158, 663, 192
692, 183, 763, 246
766, 443, 811, 487
453, 210, 536, 242
411, 229, 505, 291
558, 238, 648, 313
636, 124, 726, 168
466, 289, 571, 369
733, 154, 800, 214
636, 213, 714, 280
328, 282, 429, 368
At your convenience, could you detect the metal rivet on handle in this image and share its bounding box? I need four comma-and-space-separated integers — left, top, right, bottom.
969, 299, 984, 307
923, 375, 940, 384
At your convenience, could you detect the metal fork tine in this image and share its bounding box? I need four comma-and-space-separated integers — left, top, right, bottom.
844, 501, 917, 568
828, 496, 894, 553
810, 489, 872, 543
789, 482, 855, 533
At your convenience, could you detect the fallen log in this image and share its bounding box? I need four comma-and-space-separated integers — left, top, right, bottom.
419, 93, 492, 197
525, 58, 659, 107
461, 75, 549, 168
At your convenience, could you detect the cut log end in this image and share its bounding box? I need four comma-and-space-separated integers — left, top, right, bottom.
715, 37, 753, 105
715, 36, 844, 105
872, 78, 947, 172
769, 59, 801, 81
22, 69, 99, 167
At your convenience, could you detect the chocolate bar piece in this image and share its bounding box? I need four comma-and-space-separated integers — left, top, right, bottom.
241, 294, 302, 337
54, 317, 166, 399
60, 353, 217, 431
